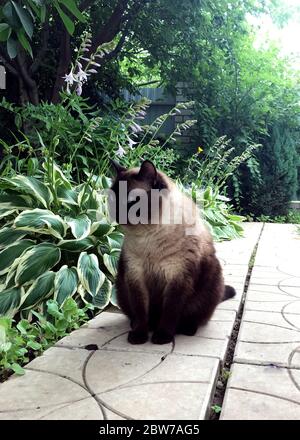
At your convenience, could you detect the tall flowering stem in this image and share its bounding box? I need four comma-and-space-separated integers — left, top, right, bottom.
63, 32, 116, 96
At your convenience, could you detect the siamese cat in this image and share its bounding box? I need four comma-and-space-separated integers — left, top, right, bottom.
110, 159, 235, 345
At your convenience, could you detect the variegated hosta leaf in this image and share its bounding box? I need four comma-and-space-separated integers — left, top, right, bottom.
21, 271, 55, 310
5, 256, 23, 288
103, 253, 119, 277
110, 286, 119, 308
58, 237, 95, 252
54, 266, 78, 305
42, 161, 72, 189
90, 221, 114, 238
0, 193, 33, 211
57, 187, 78, 206
15, 243, 61, 286
65, 214, 91, 239
77, 252, 105, 297
14, 209, 67, 239
107, 231, 124, 250
1, 176, 52, 208
93, 278, 112, 309
0, 240, 35, 276
0, 227, 27, 249
0, 209, 16, 220
0, 286, 24, 316
77, 283, 89, 304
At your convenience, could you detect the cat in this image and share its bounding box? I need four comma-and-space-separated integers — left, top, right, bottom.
109, 159, 236, 345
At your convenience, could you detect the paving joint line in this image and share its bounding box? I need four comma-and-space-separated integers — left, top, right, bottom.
209, 223, 265, 420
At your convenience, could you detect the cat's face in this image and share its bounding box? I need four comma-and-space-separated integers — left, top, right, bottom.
109, 160, 168, 226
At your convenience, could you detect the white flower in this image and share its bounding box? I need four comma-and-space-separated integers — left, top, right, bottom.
76, 82, 83, 96
128, 137, 137, 149
76, 66, 88, 83
87, 68, 98, 74
130, 122, 142, 134
116, 144, 126, 157
63, 70, 76, 86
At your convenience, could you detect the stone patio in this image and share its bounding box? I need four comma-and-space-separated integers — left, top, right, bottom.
221, 224, 300, 420
0, 223, 299, 420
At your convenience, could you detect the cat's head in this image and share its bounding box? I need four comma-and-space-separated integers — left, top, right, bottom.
109, 160, 169, 226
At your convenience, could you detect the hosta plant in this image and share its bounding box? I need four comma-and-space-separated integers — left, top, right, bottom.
0, 161, 122, 317
200, 187, 245, 241
180, 182, 245, 241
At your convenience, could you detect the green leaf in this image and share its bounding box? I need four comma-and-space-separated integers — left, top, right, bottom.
54, 1, 75, 35
1, 175, 52, 208
110, 286, 119, 308
7, 36, 18, 59
0, 23, 11, 41
0, 209, 16, 220
14, 209, 67, 239
57, 187, 78, 206
11, 363, 25, 375
15, 244, 61, 286
27, 340, 42, 351
58, 237, 95, 252
65, 214, 91, 239
59, 0, 85, 22
107, 231, 123, 250
0, 227, 27, 249
0, 193, 33, 210
42, 161, 72, 190
21, 271, 55, 310
17, 28, 33, 57
93, 278, 112, 309
103, 253, 119, 277
0, 240, 35, 276
54, 266, 78, 305
2, 2, 19, 28
11, 1, 34, 38
0, 286, 23, 316
77, 252, 105, 297
90, 221, 114, 238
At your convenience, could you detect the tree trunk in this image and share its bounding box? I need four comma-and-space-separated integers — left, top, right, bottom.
51, 29, 71, 104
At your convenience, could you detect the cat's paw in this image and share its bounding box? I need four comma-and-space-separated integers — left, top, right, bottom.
151, 329, 173, 345
128, 330, 148, 344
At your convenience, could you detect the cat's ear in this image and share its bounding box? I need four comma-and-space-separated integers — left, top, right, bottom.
138, 160, 157, 183
110, 159, 127, 175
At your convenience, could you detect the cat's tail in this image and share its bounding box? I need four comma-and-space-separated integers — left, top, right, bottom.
222, 285, 236, 302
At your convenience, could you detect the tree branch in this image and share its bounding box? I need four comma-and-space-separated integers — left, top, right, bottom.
51, 28, 71, 103
96, 0, 147, 62
17, 52, 39, 104
90, 0, 131, 52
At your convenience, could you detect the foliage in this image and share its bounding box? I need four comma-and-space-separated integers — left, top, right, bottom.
0, 94, 193, 180
243, 123, 299, 216
0, 0, 85, 59
179, 33, 300, 214
196, 187, 245, 242
183, 136, 261, 202
0, 160, 122, 317
0, 298, 92, 380
246, 210, 300, 225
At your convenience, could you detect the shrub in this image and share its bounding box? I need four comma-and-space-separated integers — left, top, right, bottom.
0, 161, 122, 317
244, 124, 299, 216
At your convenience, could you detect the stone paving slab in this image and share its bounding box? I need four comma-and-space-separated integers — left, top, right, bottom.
221, 223, 300, 420
220, 363, 300, 420
0, 223, 262, 420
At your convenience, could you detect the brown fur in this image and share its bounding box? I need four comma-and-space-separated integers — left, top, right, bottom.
110, 160, 235, 344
